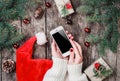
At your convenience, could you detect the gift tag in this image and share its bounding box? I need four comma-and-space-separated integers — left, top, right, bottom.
54, 0, 74, 17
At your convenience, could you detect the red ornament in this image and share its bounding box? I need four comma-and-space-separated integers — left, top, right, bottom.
84, 27, 91, 33
94, 62, 101, 70
65, 3, 72, 9
45, 2, 51, 8
34, 7, 43, 19
84, 42, 90, 47
66, 19, 73, 25
23, 18, 30, 24
13, 43, 19, 49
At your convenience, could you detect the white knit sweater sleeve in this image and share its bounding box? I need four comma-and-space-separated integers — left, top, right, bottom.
43, 57, 67, 81
68, 63, 88, 81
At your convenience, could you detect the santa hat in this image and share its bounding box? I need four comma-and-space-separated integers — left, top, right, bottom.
16, 32, 53, 81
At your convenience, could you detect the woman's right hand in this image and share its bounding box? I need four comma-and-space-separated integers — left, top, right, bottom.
68, 40, 83, 64
66, 31, 83, 65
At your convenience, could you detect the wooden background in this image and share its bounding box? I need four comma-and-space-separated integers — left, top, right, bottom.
0, 0, 120, 81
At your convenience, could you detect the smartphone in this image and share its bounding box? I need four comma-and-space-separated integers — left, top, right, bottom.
50, 26, 72, 57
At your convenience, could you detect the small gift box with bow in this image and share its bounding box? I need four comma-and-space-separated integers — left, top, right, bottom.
54, 0, 74, 17
84, 58, 113, 81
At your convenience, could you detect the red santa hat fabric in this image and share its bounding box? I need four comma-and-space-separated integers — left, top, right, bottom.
16, 36, 52, 81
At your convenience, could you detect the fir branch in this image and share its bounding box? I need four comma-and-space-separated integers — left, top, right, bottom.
0, 24, 9, 44
0, 0, 41, 51
86, 34, 101, 43
79, 0, 120, 55
77, 5, 93, 14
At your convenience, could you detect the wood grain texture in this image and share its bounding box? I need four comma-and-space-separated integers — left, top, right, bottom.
1, 49, 16, 81
0, 0, 120, 81
116, 40, 120, 81
21, 1, 46, 59
1, 20, 21, 81
0, 52, 2, 81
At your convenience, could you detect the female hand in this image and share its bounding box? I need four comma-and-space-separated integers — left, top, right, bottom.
51, 40, 68, 60
66, 31, 83, 64
51, 40, 63, 59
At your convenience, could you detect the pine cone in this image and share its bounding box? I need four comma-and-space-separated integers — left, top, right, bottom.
2, 59, 15, 73
34, 7, 43, 19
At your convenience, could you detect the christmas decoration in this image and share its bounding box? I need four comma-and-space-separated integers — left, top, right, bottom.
93, 62, 112, 78
2, 59, 15, 73
66, 19, 73, 25
23, 18, 30, 24
34, 7, 44, 19
84, 58, 113, 81
84, 41, 90, 47
84, 27, 91, 33
16, 35, 52, 81
13, 43, 19, 49
94, 63, 101, 70
54, 0, 74, 17
0, 0, 40, 51
45, 2, 51, 8
35, 32, 48, 45
65, 3, 72, 9
77, 0, 120, 55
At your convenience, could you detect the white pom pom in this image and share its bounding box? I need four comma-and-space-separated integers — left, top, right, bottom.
35, 32, 48, 45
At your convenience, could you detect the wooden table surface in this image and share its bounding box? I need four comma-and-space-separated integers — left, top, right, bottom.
0, 0, 120, 81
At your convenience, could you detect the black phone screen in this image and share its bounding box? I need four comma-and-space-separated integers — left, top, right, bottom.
52, 30, 72, 54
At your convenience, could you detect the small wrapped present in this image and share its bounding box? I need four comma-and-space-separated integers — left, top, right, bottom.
54, 0, 74, 17
84, 57, 113, 81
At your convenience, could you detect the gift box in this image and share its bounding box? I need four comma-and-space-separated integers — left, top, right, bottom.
84, 57, 113, 81
54, 0, 74, 17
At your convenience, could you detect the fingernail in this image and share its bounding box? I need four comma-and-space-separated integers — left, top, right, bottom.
70, 48, 73, 52
68, 34, 72, 37
66, 31, 68, 33
71, 36, 74, 40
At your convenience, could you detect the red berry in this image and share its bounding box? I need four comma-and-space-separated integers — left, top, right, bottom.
66, 19, 72, 25
84, 27, 91, 33
13, 43, 19, 49
45, 2, 51, 8
84, 42, 90, 47
94, 62, 101, 70
23, 18, 30, 24
65, 3, 72, 9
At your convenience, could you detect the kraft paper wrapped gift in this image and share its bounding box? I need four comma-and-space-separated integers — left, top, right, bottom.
84, 58, 113, 81
54, 0, 74, 17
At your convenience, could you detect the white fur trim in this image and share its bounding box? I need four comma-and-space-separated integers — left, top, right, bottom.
35, 32, 48, 45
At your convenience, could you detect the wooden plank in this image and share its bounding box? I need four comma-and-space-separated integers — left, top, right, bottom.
45, 0, 61, 59
102, 50, 117, 81
45, 0, 91, 71
1, 49, 16, 81
0, 52, 2, 81
21, 0, 46, 59
116, 40, 120, 81
1, 20, 22, 81
116, 16, 120, 81
45, 0, 79, 58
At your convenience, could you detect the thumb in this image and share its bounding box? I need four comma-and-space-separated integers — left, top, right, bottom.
69, 48, 75, 63
51, 40, 57, 54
